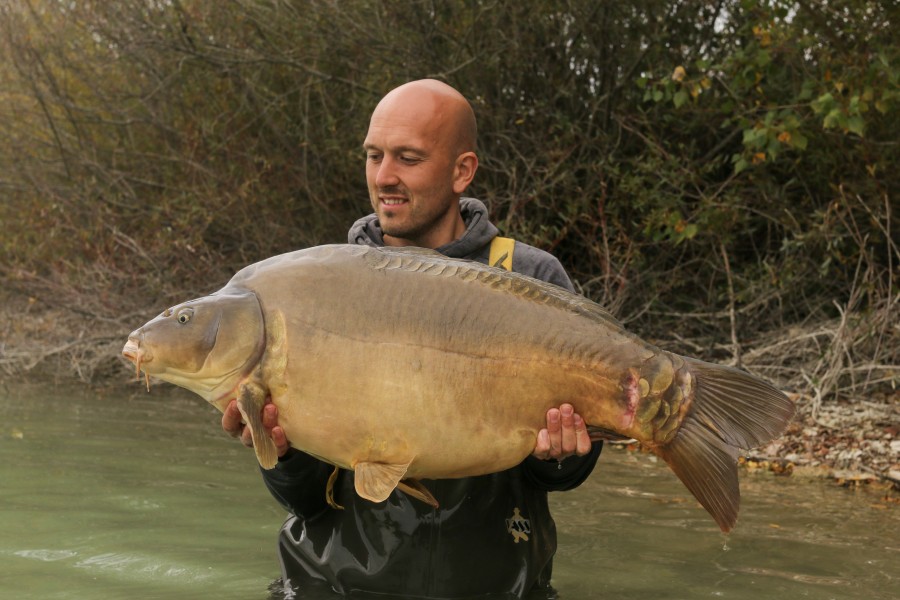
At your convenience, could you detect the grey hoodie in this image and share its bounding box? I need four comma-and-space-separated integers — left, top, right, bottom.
348, 197, 574, 292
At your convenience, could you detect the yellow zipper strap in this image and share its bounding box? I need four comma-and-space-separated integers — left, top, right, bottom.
489, 236, 515, 271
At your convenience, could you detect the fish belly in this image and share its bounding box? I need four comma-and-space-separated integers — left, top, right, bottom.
274, 335, 616, 478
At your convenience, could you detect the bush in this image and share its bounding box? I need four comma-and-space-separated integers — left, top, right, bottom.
1, 0, 897, 405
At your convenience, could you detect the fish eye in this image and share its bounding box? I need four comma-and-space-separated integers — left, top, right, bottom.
176, 308, 193, 324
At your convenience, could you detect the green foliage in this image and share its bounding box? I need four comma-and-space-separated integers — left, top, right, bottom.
0, 0, 897, 395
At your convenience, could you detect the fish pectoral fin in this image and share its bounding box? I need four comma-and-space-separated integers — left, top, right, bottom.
353, 460, 412, 503
398, 478, 439, 508
236, 381, 278, 470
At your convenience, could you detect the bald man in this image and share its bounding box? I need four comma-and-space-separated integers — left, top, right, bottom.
223, 80, 602, 598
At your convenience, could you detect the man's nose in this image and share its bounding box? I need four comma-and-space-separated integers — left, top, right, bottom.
374, 156, 400, 187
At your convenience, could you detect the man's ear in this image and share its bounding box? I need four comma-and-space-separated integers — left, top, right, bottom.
452, 152, 478, 194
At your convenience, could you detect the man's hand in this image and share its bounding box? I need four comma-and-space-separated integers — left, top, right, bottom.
531, 403, 592, 462
222, 398, 290, 458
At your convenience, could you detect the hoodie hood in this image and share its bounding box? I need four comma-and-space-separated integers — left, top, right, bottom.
347, 197, 499, 260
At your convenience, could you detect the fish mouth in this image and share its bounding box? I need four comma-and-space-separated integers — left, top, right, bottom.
122, 337, 152, 391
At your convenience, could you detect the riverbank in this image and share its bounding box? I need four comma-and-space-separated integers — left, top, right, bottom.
743, 391, 899, 491
2, 295, 897, 494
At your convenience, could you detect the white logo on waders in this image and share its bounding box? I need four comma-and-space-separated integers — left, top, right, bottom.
506, 507, 531, 543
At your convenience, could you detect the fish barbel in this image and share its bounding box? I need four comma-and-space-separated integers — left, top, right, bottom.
122, 244, 794, 532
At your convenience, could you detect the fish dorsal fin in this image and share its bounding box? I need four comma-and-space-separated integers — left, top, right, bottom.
362, 246, 624, 329
378, 246, 444, 257
353, 460, 413, 503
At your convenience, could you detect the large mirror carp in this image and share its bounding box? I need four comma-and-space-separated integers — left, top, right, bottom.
122, 244, 794, 532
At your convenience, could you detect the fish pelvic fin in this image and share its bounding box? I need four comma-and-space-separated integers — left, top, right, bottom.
236, 381, 278, 469
326, 466, 344, 510
353, 460, 413, 504
655, 357, 795, 533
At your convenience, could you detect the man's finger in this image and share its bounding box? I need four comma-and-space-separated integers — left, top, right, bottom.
262, 402, 278, 430
546, 408, 561, 457
574, 413, 592, 456
559, 404, 576, 455
271, 425, 290, 457
532, 428, 550, 460
240, 426, 255, 448
222, 400, 244, 438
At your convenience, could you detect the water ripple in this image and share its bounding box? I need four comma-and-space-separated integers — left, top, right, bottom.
14, 549, 78, 562
729, 564, 853, 587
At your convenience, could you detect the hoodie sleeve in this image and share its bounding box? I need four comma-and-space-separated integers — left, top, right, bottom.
509, 243, 575, 292
520, 441, 603, 491
261, 449, 335, 518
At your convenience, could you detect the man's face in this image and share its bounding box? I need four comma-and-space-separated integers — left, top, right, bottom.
363, 95, 462, 248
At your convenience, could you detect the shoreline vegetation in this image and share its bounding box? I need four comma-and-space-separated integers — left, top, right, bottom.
1, 2, 896, 499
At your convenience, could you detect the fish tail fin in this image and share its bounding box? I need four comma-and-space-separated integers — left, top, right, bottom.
655, 357, 795, 532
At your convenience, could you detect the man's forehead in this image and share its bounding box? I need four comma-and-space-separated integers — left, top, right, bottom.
364, 116, 437, 153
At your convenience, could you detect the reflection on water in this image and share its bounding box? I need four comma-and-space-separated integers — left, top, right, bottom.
0, 384, 896, 599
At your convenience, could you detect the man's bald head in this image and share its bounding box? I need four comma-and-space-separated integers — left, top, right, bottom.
371, 79, 477, 155
363, 79, 480, 249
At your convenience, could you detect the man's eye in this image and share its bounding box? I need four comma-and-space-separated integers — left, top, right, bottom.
367, 153, 382, 162
400, 155, 421, 164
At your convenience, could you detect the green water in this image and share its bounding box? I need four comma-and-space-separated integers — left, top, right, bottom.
1, 384, 896, 599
